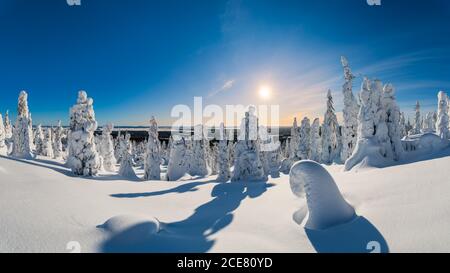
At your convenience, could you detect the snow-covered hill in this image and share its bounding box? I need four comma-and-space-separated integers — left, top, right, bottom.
1, 150, 450, 253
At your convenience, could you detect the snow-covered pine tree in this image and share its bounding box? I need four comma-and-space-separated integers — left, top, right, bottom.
436, 91, 449, 140
34, 124, 44, 156
0, 114, 6, 155
321, 90, 340, 164
216, 123, 231, 182
67, 90, 101, 176
340, 56, 359, 162
42, 128, 54, 158
11, 91, 34, 159
99, 123, 117, 172
411, 101, 422, 135
118, 133, 138, 180
310, 118, 322, 162
189, 124, 211, 177
53, 120, 64, 159
232, 106, 267, 181
381, 83, 403, 161
298, 117, 311, 160
144, 117, 161, 180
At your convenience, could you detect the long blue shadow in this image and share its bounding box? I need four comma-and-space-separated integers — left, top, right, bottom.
305, 216, 389, 253
110, 180, 219, 198
99, 181, 274, 252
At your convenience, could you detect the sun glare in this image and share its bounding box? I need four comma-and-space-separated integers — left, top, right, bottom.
258, 85, 271, 99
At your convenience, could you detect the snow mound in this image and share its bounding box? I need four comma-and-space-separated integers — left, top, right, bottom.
404, 133, 448, 152
99, 215, 161, 243
344, 137, 390, 171
289, 160, 356, 230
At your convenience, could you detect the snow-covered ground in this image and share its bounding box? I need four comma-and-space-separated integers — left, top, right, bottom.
1, 146, 450, 253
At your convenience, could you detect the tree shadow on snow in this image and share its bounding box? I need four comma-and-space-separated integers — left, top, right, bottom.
0, 155, 75, 177
99, 181, 275, 253
305, 216, 389, 253
110, 180, 220, 198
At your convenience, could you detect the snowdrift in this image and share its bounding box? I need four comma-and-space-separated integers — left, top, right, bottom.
344, 137, 391, 171
289, 160, 356, 230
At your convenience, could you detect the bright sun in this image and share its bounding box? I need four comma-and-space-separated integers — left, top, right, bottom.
258, 85, 271, 99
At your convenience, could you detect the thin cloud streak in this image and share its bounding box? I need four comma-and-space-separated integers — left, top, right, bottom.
208, 79, 236, 98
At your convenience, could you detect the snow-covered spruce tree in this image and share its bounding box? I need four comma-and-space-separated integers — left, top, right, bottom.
4, 110, 12, 139
381, 83, 403, 161
99, 123, 117, 172
310, 118, 322, 162
232, 107, 267, 182
228, 140, 235, 167
267, 139, 282, 178
11, 91, 34, 159
423, 112, 436, 133
399, 112, 407, 138
118, 133, 138, 179
321, 90, 340, 164
67, 90, 101, 176
258, 125, 271, 177
116, 132, 132, 165
0, 114, 6, 155
345, 79, 403, 170
373, 80, 392, 160
209, 142, 219, 176
298, 117, 311, 160
189, 124, 211, 177
340, 56, 359, 162
411, 101, 422, 135
53, 120, 64, 159
166, 136, 189, 181
144, 117, 161, 180
216, 123, 231, 182
42, 128, 54, 158
33, 124, 45, 156
436, 91, 449, 139
290, 117, 300, 159
280, 118, 301, 173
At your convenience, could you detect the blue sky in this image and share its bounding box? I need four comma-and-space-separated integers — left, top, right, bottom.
0, 0, 450, 126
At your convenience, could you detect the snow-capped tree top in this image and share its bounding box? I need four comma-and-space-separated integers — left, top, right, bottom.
360, 78, 371, 106
415, 101, 420, 110
70, 90, 97, 132
103, 123, 114, 134
438, 91, 447, 103
383, 83, 395, 97
18, 90, 29, 118
326, 89, 335, 112
341, 56, 355, 81
148, 116, 158, 140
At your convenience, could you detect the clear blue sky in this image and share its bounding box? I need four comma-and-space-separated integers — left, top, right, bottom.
1, 0, 449, 126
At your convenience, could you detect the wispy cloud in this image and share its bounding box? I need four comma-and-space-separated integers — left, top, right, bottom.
208, 79, 236, 97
